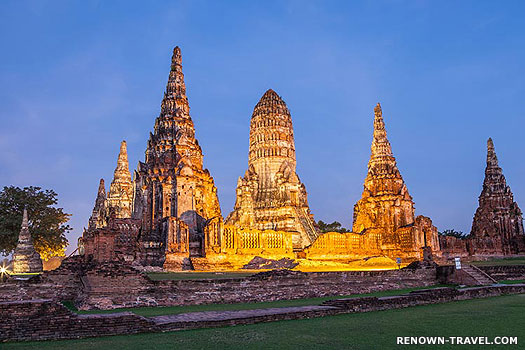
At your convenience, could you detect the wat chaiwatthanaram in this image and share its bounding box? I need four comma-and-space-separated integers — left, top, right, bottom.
3, 44, 525, 344
75, 47, 524, 271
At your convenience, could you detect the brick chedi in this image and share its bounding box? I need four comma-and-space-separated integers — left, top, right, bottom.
352, 103, 440, 259
468, 138, 525, 255
80, 146, 141, 262
12, 209, 43, 273
225, 89, 319, 250
133, 47, 222, 266
107, 141, 133, 218
87, 179, 107, 231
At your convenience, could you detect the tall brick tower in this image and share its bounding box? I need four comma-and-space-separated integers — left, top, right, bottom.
469, 138, 525, 255
352, 103, 439, 258
226, 89, 318, 250
133, 47, 222, 265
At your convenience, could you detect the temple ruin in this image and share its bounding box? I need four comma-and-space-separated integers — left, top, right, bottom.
441, 138, 525, 257
132, 46, 223, 268
225, 89, 319, 250
78, 46, 525, 270
351, 103, 440, 259
12, 209, 43, 274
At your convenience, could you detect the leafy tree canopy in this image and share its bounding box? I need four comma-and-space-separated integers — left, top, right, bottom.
0, 186, 70, 260
438, 229, 468, 240
317, 220, 350, 233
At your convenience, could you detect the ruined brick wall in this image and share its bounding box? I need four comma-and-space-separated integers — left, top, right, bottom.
439, 236, 470, 258
0, 299, 154, 342
82, 218, 141, 263
77, 267, 437, 310
2, 259, 437, 311
0, 257, 84, 303
477, 265, 525, 280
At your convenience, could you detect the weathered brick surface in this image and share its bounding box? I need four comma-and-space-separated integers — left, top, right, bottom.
78, 268, 437, 309
1, 259, 437, 310
2, 284, 524, 342
0, 299, 155, 342
477, 265, 525, 280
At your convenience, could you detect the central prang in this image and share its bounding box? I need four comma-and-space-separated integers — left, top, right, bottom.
225, 89, 319, 250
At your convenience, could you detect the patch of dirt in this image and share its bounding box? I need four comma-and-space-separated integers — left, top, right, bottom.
242, 256, 299, 270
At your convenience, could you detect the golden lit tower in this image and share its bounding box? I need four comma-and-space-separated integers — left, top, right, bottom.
352, 103, 440, 258
107, 141, 133, 218
226, 89, 318, 250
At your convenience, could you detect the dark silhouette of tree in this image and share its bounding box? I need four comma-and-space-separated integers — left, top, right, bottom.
317, 220, 350, 233
438, 229, 468, 240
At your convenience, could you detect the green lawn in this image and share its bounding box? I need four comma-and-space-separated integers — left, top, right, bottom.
498, 279, 525, 284
146, 271, 256, 281
5, 294, 524, 350
63, 285, 452, 317
471, 257, 525, 266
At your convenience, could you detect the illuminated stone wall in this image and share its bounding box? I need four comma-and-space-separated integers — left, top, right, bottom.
221, 225, 293, 256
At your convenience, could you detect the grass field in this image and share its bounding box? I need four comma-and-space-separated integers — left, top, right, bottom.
62, 285, 452, 317
498, 279, 525, 284
471, 257, 525, 266
5, 294, 524, 350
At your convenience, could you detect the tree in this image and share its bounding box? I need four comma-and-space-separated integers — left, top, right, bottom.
317, 220, 350, 233
0, 186, 70, 260
438, 229, 468, 240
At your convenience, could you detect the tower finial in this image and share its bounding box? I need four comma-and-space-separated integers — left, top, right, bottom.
171, 46, 182, 71
487, 137, 498, 167
374, 102, 382, 117
97, 178, 106, 196
22, 207, 28, 229
162, 46, 188, 113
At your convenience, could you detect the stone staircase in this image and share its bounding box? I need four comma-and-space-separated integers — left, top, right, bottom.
294, 207, 318, 243
462, 264, 498, 285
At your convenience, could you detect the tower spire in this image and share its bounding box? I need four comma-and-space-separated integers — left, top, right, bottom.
162, 46, 188, 116
370, 102, 393, 159
113, 141, 132, 182
88, 179, 106, 230
21, 207, 28, 230
97, 178, 106, 197
107, 141, 133, 218
487, 137, 499, 168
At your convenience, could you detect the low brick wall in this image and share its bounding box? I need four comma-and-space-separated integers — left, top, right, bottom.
323, 284, 525, 311
0, 299, 155, 342
3, 284, 524, 342
477, 265, 525, 280
0, 257, 84, 303
79, 267, 437, 309
1, 259, 438, 310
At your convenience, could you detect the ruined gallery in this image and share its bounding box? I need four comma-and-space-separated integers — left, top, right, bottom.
77, 47, 525, 270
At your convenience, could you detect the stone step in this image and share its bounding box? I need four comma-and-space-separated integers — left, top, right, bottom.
462, 265, 498, 285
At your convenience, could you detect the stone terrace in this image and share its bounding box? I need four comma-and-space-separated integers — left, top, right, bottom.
2, 284, 524, 342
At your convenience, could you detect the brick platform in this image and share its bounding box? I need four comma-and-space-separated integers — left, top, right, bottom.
2, 284, 524, 342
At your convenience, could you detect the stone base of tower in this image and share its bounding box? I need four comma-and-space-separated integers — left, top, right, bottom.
226, 206, 318, 251
12, 249, 43, 274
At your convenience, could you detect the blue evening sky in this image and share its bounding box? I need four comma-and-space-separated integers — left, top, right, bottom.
1, 1, 524, 254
